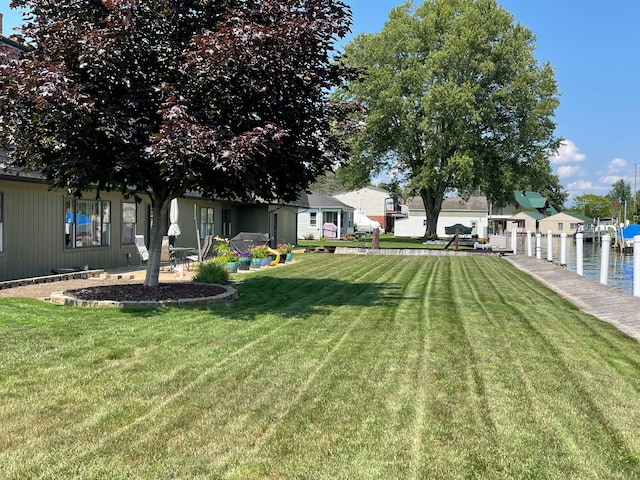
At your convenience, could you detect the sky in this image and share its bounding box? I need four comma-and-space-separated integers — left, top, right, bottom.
2, 0, 639, 205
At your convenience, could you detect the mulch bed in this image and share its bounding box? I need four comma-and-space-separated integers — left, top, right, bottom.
64, 283, 227, 302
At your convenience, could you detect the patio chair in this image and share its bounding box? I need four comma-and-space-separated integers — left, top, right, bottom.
186, 235, 214, 265
135, 235, 149, 266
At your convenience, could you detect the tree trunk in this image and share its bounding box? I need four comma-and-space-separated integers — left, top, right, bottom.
144, 196, 171, 287
420, 188, 444, 240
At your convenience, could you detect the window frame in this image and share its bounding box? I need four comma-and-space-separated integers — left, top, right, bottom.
200, 207, 214, 238
309, 212, 317, 228
65, 198, 111, 249
121, 201, 137, 245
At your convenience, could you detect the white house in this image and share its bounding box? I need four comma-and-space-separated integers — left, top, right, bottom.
395, 196, 489, 238
332, 186, 394, 231
296, 192, 354, 240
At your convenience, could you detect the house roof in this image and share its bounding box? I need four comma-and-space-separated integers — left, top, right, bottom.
542, 211, 594, 223
510, 211, 545, 221
514, 191, 548, 209
296, 191, 353, 210
405, 195, 488, 212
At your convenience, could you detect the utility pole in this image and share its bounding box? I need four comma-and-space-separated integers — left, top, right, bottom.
635, 163, 637, 214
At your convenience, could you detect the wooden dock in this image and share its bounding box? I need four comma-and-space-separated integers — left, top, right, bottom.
506, 254, 640, 342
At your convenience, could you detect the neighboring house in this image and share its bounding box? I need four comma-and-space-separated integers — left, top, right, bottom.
332, 186, 402, 232
538, 211, 594, 236
296, 192, 354, 240
394, 195, 489, 238
489, 191, 557, 234
506, 211, 546, 234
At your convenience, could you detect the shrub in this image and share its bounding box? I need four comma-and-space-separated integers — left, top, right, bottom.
303, 232, 315, 240
193, 260, 231, 285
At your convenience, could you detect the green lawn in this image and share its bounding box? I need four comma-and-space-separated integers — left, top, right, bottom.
298, 233, 458, 249
1, 254, 639, 479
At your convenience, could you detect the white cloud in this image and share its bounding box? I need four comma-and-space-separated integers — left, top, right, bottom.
567, 180, 593, 191
557, 165, 582, 179
607, 157, 627, 174
550, 140, 586, 164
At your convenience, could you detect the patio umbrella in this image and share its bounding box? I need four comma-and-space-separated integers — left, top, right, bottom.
167, 198, 181, 237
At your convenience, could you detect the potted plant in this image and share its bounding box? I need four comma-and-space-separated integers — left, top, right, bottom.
277, 243, 293, 263
214, 250, 239, 272
248, 245, 269, 268
237, 252, 252, 270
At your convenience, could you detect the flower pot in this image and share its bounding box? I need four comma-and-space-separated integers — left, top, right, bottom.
226, 261, 239, 273
278, 254, 286, 263
238, 257, 251, 270
251, 258, 263, 269
261, 257, 271, 267
286, 253, 293, 262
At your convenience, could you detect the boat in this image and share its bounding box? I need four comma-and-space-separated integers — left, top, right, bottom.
616, 224, 640, 250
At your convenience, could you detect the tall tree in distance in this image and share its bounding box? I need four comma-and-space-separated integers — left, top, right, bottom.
338, 0, 561, 238
607, 179, 633, 222
0, 0, 355, 286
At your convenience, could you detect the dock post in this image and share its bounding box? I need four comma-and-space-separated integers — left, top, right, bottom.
576, 233, 584, 276
511, 229, 517, 254
527, 230, 532, 256
600, 235, 611, 285
560, 233, 567, 267
634, 235, 640, 297
536, 233, 541, 259
547, 230, 553, 262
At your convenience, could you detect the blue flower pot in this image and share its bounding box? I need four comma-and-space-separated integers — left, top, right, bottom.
251, 258, 262, 269
226, 261, 239, 273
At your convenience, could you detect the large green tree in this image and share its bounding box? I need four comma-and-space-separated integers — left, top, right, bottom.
0, 0, 355, 285
607, 179, 633, 222
570, 194, 612, 220
338, 0, 560, 237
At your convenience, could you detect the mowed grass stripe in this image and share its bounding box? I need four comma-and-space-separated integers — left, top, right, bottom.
1, 255, 640, 479
454, 257, 640, 478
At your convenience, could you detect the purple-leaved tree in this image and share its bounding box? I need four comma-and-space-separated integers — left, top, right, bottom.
0, 0, 358, 285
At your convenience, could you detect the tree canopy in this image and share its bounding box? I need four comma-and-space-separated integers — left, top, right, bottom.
570, 194, 612, 220
338, 0, 561, 237
0, 0, 355, 285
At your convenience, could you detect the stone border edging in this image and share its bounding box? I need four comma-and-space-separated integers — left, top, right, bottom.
0, 269, 105, 290
47, 284, 239, 308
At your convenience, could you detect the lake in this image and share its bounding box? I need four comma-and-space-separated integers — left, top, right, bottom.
512, 235, 635, 295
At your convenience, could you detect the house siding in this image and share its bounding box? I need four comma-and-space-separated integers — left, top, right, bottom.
0, 179, 146, 280
0, 175, 298, 281
333, 187, 389, 229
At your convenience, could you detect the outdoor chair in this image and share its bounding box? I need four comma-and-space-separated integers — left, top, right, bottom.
186, 235, 214, 265
135, 235, 149, 266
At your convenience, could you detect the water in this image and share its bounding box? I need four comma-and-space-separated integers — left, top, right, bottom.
513, 235, 635, 295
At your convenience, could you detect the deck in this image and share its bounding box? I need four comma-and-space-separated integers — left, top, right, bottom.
506, 254, 640, 342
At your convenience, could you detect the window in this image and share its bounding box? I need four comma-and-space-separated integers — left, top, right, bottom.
558, 222, 564, 231
222, 209, 232, 237
200, 207, 214, 238
122, 201, 137, 245
0, 192, 3, 253
65, 198, 111, 248
309, 212, 317, 227
323, 211, 338, 225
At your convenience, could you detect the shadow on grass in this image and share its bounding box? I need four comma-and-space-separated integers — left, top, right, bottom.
124, 275, 405, 321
